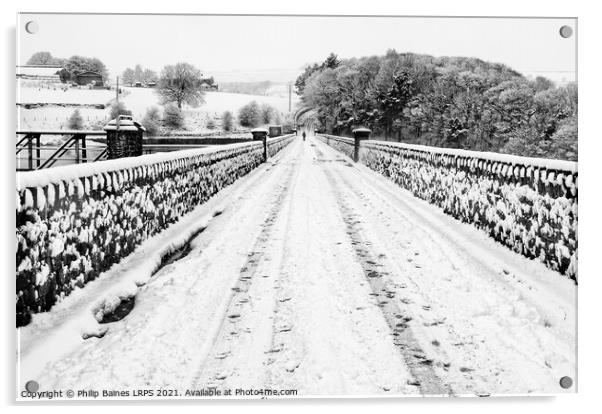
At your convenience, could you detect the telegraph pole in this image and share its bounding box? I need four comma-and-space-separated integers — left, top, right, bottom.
116, 76, 120, 131
288, 82, 292, 113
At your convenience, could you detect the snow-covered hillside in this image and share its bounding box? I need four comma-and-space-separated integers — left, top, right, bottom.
17, 85, 298, 132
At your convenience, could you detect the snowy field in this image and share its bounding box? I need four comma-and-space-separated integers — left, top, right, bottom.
17, 82, 116, 105
17, 85, 298, 132
17, 82, 116, 131
17, 136, 576, 398
120, 87, 297, 118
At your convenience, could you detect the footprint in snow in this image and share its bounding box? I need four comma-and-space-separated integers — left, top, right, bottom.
278, 324, 293, 332
285, 360, 300, 373
215, 351, 231, 360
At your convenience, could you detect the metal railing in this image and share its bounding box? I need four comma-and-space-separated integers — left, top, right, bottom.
16, 130, 108, 171
15, 131, 293, 171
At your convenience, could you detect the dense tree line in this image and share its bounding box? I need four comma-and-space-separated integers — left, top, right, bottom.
26, 51, 64, 66
295, 52, 341, 95
122, 64, 158, 86
238, 101, 281, 127
27, 51, 108, 82
298, 50, 577, 161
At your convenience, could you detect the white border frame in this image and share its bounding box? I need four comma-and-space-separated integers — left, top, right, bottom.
2, 1, 599, 413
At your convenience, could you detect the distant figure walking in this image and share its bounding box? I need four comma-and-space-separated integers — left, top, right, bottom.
302, 131, 306, 141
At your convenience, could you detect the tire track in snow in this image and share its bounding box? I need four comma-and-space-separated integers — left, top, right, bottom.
21, 139, 303, 391
330, 165, 474, 393
262, 140, 417, 395
262, 161, 304, 385
315, 140, 512, 394
192, 142, 303, 388
313, 142, 451, 395
334, 162, 571, 394
262, 140, 372, 393
331, 168, 482, 392
311, 137, 575, 394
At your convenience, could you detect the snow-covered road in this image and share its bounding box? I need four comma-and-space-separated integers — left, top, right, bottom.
18, 136, 576, 397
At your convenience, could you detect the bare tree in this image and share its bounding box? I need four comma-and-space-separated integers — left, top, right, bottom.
157, 63, 205, 109
122, 68, 135, 86
134, 64, 143, 83
27, 51, 58, 65
142, 68, 157, 84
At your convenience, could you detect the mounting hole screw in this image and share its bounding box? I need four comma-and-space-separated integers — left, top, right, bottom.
25, 380, 39, 393
559, 25, 573, 38
559, 376, 573, 389
25, 21, 39, 34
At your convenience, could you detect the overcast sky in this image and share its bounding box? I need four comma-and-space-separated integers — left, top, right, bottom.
17, 14, 576, 83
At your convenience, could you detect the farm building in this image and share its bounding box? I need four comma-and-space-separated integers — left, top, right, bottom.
16, 65, 63, 82
200, 81, 219, 91
75, 71, 104, 86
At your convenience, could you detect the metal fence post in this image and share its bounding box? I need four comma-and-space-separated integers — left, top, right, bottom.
81, 134, 88, 163
75, 135, 80, 164
27, 136, 33, 170
34, 134, 41, 168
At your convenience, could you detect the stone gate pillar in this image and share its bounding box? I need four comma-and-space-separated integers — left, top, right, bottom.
251, 127, 268, 162
352, 127, 371, 162
103, 115, 146, 159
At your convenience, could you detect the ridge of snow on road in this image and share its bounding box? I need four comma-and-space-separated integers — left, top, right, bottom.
18, 136, 576, 397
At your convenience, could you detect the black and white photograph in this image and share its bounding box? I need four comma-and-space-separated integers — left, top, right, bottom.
13, 10, 578, 400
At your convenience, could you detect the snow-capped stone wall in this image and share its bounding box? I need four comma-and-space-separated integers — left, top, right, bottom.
320, 135, 356, 160
15, 135, 295, 325
318, 135, 578, 280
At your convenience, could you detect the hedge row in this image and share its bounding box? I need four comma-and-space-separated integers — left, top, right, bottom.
317, 135, 578, 280
15, 135, 295, 326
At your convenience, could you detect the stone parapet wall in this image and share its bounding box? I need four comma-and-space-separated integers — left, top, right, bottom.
15, 135, 295, 325
317, 135, 578, 281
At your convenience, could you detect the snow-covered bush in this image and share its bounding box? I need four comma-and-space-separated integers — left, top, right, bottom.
318, 135, 578, 280
206, 117, 216, 130
67, 109, 84, 130
109, 101, 132, 120
141, 106, 161, 136
222, 111, 234, 132
163, 103, 184, 129
15, 135, 294, 326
